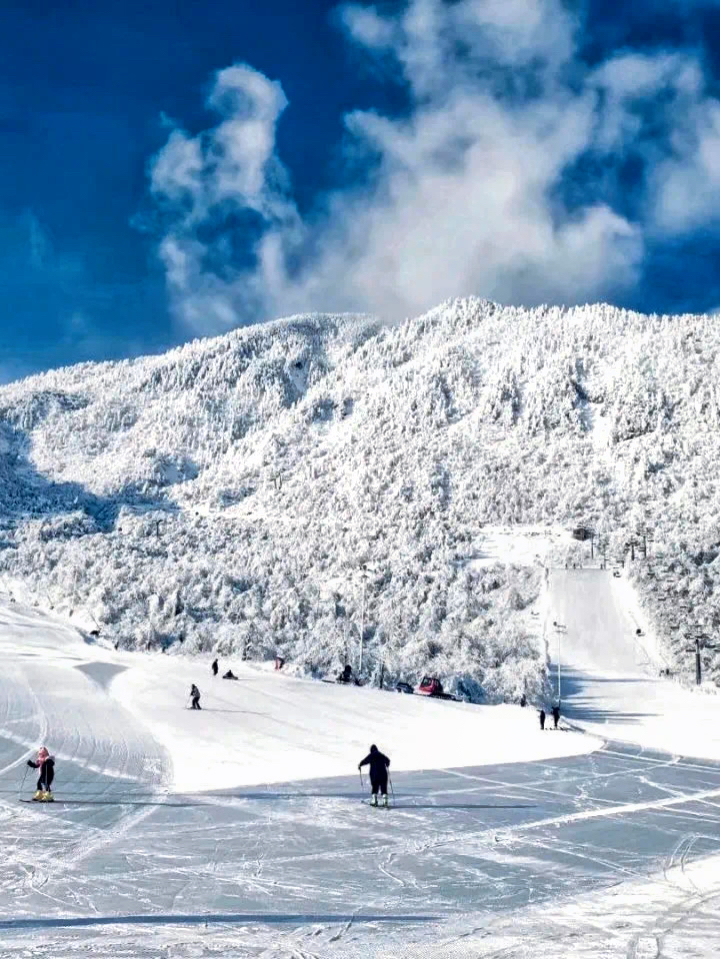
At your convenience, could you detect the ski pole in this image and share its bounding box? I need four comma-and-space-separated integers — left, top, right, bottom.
389, 774, 395, 805
358, 768, 364, 794
19, 763, 29, 798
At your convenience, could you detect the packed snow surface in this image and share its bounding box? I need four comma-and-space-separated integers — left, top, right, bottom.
550, 568, 720, 760
2, 568, 720, 957
0, 599, 593, 795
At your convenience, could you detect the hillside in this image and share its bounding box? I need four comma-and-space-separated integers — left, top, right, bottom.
1, 297, 719, 696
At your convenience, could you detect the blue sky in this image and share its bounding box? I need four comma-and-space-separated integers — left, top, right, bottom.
2, 0, 720, 378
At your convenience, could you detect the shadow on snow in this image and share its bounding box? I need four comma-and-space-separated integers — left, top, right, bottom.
0, 912, 438, 931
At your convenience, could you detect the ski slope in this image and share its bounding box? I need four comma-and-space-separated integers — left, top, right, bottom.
548, 568, 720, 760
2, 585, 720, 958
0, 597, 593, 796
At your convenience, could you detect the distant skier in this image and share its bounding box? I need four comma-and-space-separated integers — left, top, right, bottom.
539, 709, 546, 731
27, 746, 55, 802
520, 694, 527, 708
359, 744, 391, 807
211, 659, 219, 677
190, 684, 201, 710
222, 670, 238, 681
552, 704, 560, 729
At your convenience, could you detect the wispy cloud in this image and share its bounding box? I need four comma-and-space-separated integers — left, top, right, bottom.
148, 0, 720, 334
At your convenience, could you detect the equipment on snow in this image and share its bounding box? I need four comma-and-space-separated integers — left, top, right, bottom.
31, 790, 54, 802
395, 682, 414, 695
19, 762, 30, 799
222, 670, 238, 680
416, 677, 456, 700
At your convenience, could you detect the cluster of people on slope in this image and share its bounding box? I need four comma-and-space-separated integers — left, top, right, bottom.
24, 740, 393, 807
520, 694, 561, 730
193, 658, 393, 807
539, 704, 561, 730
189, 658, 240, 708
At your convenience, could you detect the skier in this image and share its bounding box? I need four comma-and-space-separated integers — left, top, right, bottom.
359, 744, 391, 807
27, 746, 55, 802
520, 694, 527, 708
222, 670, 238, 680
211, 659, 219, 677
552, 704, 560, 729
190, 684, 201, 710
539, 709, 546, 731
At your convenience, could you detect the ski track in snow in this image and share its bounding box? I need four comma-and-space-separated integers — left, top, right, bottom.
1, 573, 720, 957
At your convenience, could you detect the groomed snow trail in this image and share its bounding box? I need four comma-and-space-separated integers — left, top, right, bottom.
548, 568, 720, 759
0, 602, 167, 908
2, 583, 720, 958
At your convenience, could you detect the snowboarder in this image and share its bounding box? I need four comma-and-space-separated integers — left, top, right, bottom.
552, 704, 560, 729
222, 670, 238, 680
359, 744, 391, 807
211, 659, 218, 677
539, 709, 546, 731
27, 746, 55, 802
190, 684, 201, 710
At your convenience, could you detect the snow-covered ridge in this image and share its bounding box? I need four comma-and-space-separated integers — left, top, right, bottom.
0, 297, 718, 693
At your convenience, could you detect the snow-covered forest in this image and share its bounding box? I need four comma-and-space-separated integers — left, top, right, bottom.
1, 297, 718, 697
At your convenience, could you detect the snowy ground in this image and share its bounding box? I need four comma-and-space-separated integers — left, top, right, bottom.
549, 568, 720, 760
467, 524, 571, 568
2, 569, 720, 957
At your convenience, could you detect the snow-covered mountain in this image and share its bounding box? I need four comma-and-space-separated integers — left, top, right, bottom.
1, 297, 718, 695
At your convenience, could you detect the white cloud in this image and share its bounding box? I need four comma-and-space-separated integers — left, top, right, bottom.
148, 0, 719, 335
650, 100, 720, 234
588, 51, 720, 235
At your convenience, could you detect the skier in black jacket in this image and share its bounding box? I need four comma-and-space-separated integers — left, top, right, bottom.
359, 744, 391, 806
190, 684, 201, 709
27, 746, 55, 801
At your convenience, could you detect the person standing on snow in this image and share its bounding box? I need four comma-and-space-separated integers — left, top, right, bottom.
552, 704, 560, 729
539, 709, 546, 731
211, 659, 219, 677
359, 744, 391, 806
190, 684, 201, 710
27, 746, 55, 801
